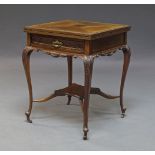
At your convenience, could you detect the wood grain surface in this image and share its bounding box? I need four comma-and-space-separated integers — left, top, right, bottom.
24, 20, 130, 40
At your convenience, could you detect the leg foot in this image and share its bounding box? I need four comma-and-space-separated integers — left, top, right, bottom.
83, 127, 89, 140
25, 111, 32, 123
66, 95, 72, 105
121, 108, 126, 118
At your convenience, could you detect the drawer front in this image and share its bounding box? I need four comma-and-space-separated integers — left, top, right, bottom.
92, 33, 126, 53
30, 34, 85, 53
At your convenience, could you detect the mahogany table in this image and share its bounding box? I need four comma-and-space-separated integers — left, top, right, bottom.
22, 20, 131, 140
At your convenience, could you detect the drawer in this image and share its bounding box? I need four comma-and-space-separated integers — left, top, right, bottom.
27, 32, 126, 55
29, 34, 85, 54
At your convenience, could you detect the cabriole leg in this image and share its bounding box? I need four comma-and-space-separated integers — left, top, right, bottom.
66, 56, 73, 105
120, 46, 131, 118
22, 47, 34, 123
82, 56, 94, 140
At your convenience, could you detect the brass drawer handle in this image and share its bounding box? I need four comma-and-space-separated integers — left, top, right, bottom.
51, 40, 63, 48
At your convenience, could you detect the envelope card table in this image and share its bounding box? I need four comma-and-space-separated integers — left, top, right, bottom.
22, 20, 131, 140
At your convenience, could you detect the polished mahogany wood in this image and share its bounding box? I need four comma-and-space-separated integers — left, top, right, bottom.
22, 47, 33, 123
22, 20, 131, 140
24, 20, 130, 40
24, 20, 130, 55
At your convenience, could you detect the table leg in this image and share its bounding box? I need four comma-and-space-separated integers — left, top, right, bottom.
66, 56, 73, 105
22, 47, 34, 123
120, 46, 131, 118
82, 56, 94, 140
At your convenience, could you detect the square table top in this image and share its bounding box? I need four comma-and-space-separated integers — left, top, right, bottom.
24, 20, 131, 40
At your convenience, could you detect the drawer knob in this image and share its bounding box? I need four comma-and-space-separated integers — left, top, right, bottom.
52, 40, 63, 48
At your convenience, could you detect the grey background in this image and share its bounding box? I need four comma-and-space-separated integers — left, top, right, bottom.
0, 4, 155, 150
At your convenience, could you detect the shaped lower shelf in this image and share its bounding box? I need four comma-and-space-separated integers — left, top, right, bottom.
34, 83, 119, 103
55, 83, 119, 99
